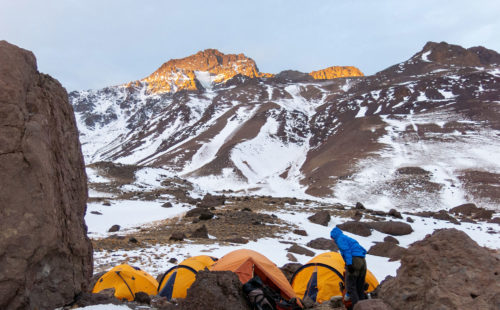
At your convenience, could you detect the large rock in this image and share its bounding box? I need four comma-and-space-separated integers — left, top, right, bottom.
306, 237, 338, 251
337, 221, 372, 237
176, 271, 250, 310
367, 242, 406, 261
379, 229, 500, 310
353, 299, 393, 310
307, 210, 331, 226
0, 41, 92, 309
368, 221, 413, 236
288, 244, 315, 257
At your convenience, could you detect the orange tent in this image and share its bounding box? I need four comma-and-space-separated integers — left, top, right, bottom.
210, 249, 301, 306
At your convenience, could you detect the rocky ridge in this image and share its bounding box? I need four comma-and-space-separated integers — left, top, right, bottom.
71, 41, 500, 209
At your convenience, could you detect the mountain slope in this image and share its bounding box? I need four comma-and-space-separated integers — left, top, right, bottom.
70, 42, 500, 210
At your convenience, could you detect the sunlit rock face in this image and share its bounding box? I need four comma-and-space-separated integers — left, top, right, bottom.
309, 66, 364, 79
138, 49, 273, 93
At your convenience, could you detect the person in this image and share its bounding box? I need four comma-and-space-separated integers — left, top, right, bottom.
330, 226, 367, 308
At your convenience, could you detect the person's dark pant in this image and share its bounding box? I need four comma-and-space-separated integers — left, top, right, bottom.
346, 256, 367, 307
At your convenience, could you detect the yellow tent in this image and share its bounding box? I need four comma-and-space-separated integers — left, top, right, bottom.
92, 264, 158, 301
291, 252, 378, 304
158, 255, 217, 300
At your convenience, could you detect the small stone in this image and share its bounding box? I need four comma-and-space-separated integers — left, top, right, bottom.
406, 217, 414, 223
388, 208, 403, 219
102, 201, 111, 206
90, 211, 102, 215
161, 202, 173, 208
168, 258, 178, 264
225, 237, 249, 244
293, 229, 308, 236
286, 253, 298, 262
191, 225, 209, 239
355, 202, 366, 210
128, 237, 138, 243
241, 207, 252, 212
169, 231, 185, 241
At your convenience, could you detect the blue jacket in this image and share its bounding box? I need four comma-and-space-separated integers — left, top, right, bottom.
330, 227, 366, 265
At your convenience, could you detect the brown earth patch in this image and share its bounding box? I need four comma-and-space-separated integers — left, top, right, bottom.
458, 170, 500, 205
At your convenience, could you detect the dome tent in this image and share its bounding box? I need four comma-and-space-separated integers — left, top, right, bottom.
92, 264, 158, 301
158, 255, 218, 300
291, 252, 378, 304
210, 249, 302, 307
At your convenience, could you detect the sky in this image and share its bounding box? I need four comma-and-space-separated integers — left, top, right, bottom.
1, 0, 499, 91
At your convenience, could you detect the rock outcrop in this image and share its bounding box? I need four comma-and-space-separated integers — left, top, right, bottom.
379, 228, 500, 310
0, 41, 92, 309
309, 65, 364, 79
138, 49, 273, 93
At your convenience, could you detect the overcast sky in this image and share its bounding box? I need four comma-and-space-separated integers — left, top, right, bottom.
1, 0, 499, 91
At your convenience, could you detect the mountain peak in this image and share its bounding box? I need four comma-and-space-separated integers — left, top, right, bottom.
416, 41, 500, 66
139, 49, 272, 93
309, 66, 364, 79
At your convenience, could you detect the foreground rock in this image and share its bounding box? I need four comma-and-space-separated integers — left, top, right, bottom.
175, 271, 250, 310
0, 41, 92, 309
379, 228, 500, 309
353, 299, 393, 310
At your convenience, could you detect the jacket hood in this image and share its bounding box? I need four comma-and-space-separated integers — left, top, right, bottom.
330, 227, 343, 240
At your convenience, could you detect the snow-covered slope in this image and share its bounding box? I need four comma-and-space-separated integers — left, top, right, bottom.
71, 41, 500, 211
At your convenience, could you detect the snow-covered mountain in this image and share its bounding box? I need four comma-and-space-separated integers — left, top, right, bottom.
70, 42, 500, 211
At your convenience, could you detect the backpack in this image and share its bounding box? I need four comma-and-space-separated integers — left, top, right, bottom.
243, 276, 276, 310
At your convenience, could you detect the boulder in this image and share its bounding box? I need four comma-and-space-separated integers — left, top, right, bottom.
176, 271, 250, 310
368, 221, 413, 236
307, 210, 331, 226
306, 237, 339, 251
353, 299, 393, 310
0, 41, 92, 309
379, 229, 500, 309
337, 221, 372, 237
367, 242, 406, 261
288, 244, 315, 257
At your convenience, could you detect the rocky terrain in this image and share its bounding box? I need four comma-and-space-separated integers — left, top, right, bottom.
1, 39, 499, 309
70, 42, 500, 212
0, 41, 92, 309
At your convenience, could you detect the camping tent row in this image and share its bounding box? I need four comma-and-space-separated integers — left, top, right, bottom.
93, 249, 378, 305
